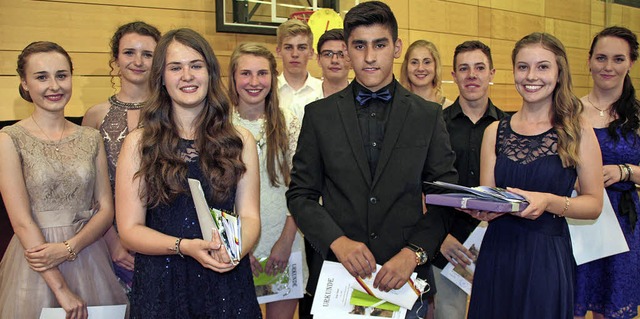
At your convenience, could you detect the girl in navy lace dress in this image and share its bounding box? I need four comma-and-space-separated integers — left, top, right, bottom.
575, 26, 640, 319
466, 33, 604, 319
116, 28, 262, 318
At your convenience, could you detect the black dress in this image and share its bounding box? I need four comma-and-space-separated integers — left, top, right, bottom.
129, 139, 262, 319
467, 117, 576, 319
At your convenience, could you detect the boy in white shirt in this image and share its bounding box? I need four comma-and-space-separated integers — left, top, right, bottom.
276, 19, 323, 120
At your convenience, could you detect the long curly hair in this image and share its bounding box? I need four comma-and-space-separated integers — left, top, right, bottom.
228, 43, 290, 187
400, 40, 444, 99
136, 28, 245, 207
108, 21, 161, 91
589, 26, 640, 141
512, 32, 583, 168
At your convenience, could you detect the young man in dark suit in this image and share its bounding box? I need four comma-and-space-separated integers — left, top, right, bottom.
286, 2, 457, 318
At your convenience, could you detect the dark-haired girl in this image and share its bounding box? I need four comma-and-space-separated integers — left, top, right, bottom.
116, 29, 262, 318
575, 26, 640, 319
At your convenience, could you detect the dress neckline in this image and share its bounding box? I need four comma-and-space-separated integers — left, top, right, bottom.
506, 116, 554, 138
14, 122, 82, 145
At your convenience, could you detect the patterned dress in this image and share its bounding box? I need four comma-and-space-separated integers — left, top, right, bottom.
232, 109, 308, 292
0, 125, 128, 318
99, 95, 141, 290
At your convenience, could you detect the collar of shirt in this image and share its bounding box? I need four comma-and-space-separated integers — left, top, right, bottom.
447, 97, 501, 122
277, 72, 323, 93
352, 79, 397, 107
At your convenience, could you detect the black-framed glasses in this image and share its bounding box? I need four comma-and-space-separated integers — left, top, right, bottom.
320, 50, 345, 59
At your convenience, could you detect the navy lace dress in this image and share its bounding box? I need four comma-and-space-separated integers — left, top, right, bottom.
129, 139, 262, 319
575, 127, 640, 319
467, 117, 577, 319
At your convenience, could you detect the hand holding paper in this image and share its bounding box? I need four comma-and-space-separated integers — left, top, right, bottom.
440, 234, 473, 267
188, 178, 242, 265
330, 236, 376, 279
181, 236, 235, 273
373, 248, 417, 292
209, 228, 231, 264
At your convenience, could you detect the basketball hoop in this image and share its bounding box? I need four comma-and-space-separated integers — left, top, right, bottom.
289, 11, 315, 23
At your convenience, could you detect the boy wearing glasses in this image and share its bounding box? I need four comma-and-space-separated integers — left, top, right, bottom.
316, 29, 351, 97
276, 19, 323, 120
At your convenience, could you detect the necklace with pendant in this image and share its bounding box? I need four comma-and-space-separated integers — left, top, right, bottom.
31, 116, 66, 151
587, 94, 609, 117
233, 109, 266, 155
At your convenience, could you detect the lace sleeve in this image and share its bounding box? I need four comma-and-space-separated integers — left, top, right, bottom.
286, 113, 302, 167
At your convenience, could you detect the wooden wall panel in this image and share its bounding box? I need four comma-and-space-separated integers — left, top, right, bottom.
545, 0, 591, 24
590, 0, 605, 26
2, 0, 640, 120
409, 0, 478, 36
546, 19, 592, 49
489, 0, 544, 16
490, 10, 545, 41
38, 0, 213, 11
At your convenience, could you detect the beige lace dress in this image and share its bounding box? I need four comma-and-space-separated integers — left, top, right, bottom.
0, 124, 128, 318
232, 109, 308, 289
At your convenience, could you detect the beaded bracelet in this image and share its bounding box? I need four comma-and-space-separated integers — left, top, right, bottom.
63, 240, 77, 261
173, 238, 184, 258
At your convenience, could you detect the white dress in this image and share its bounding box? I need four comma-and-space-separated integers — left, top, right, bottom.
232, 108, 308, 288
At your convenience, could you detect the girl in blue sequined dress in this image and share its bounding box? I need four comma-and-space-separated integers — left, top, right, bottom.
116, 28, 262, 319
575, 26, 640, 319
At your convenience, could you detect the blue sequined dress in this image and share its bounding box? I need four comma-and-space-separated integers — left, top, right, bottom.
129, 139, 261, 319
467, 117, 577, 319
575, 127, 640, 319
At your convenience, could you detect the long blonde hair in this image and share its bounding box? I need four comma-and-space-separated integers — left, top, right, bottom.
228, 43, 290, 187
512, 33, 583, 167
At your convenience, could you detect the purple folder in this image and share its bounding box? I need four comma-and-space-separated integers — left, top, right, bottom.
425, 193, 529, 213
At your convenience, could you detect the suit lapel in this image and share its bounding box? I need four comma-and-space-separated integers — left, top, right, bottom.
337, 87, 373, 186
372, 85, 410, 187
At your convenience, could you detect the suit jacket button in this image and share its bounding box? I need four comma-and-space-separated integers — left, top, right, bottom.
370, 233, 378, 239
369, 197, 378, 204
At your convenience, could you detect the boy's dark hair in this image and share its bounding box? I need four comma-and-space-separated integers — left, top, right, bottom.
453, 40, 494, 70
317, 28, 345, 52
343, 1, 398, 42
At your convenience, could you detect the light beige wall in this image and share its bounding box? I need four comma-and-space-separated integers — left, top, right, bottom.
1, 0, 640, 120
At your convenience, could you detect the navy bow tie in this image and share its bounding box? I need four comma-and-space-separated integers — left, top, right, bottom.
356, 89, 392, 105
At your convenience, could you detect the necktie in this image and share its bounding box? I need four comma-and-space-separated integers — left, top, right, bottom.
356, 89, 392, 106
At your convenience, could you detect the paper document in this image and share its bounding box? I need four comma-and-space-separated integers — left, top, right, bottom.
567, 189, 629, 265
188, 178, 242, 264
311, 260, 425, 318
440, 223, 487, 295
254, 251, 304, 304
40, 304, 127, 319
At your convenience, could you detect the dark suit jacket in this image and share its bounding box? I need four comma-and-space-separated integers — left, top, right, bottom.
286, 81, 458, 279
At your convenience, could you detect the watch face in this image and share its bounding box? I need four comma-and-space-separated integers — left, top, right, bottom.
417, 252, 428, 265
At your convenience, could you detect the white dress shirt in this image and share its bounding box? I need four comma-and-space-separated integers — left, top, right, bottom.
278, 72, 323, 121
